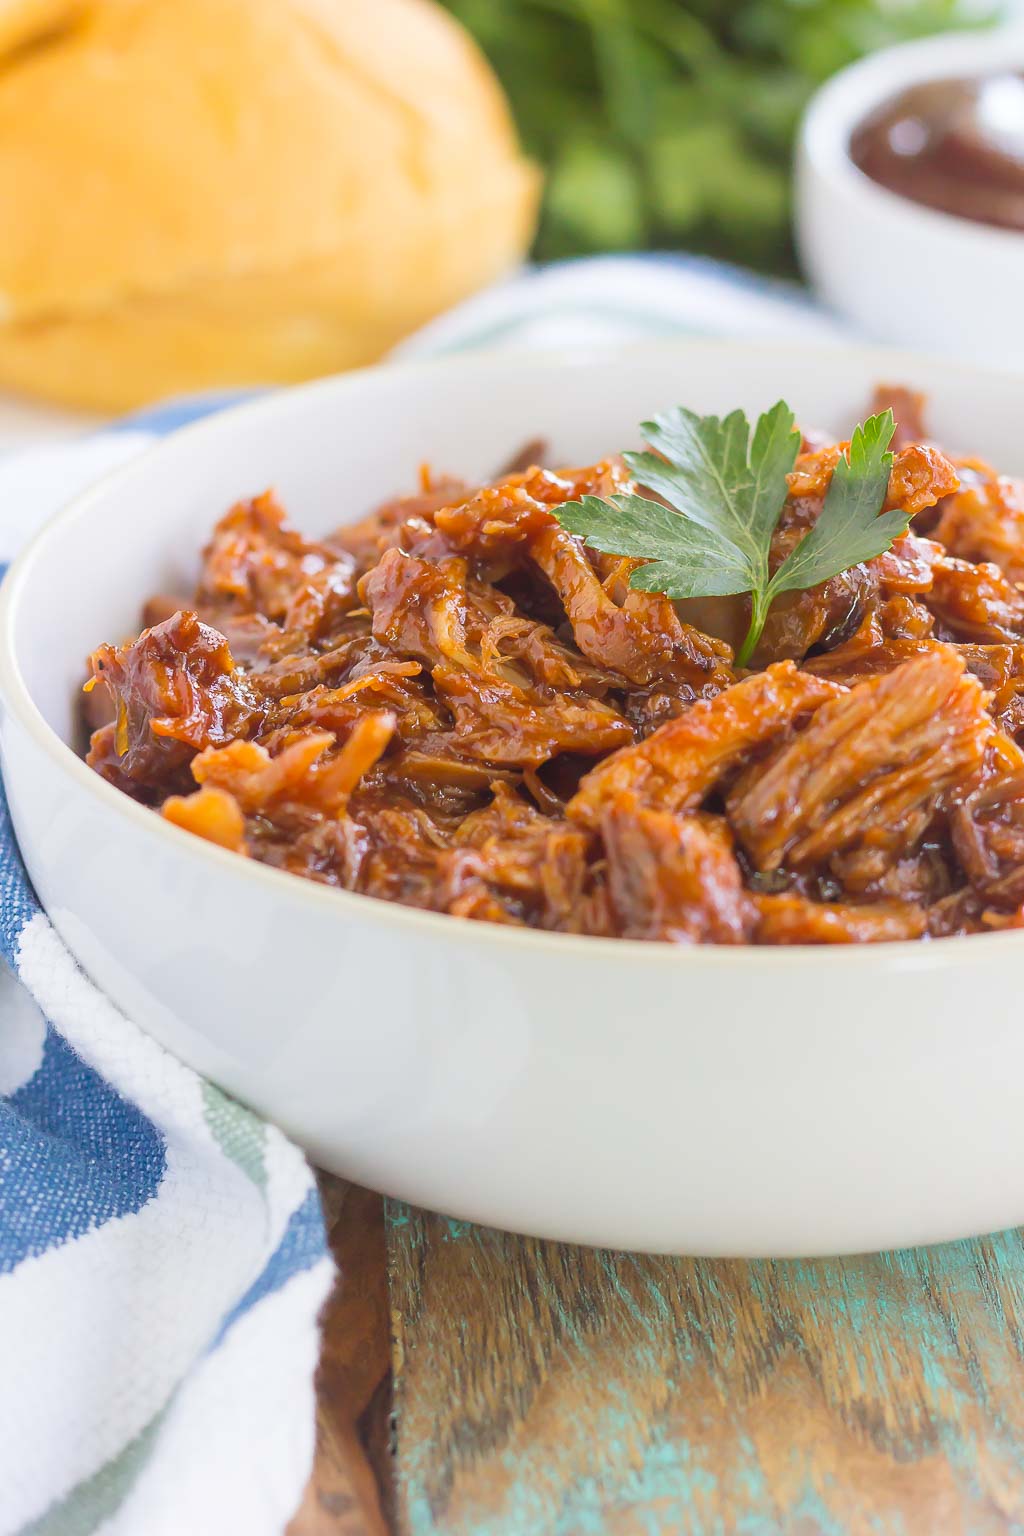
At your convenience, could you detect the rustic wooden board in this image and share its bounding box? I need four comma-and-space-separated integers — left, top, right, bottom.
288, 1178, 393, 1536
386, 1204, 1024, 1535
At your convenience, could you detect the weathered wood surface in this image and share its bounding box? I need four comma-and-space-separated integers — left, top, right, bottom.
288, 1177, 392, 1536
386, 1204, 1024, 1536
288, 1182, 1024, 1534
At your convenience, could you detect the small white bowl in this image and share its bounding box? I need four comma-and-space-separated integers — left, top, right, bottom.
3, 340, 1024, 1257
797, 28, 1024, 358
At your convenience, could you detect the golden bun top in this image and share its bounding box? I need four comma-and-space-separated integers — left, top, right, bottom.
0, 0, 537, 320
0, 0, 85, 57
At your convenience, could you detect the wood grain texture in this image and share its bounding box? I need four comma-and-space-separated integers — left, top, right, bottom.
387, 1204, 1024, 1536
288, 1177, 393, 1536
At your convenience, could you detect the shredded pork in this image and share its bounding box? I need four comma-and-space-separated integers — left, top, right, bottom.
84, 394, 1024, 942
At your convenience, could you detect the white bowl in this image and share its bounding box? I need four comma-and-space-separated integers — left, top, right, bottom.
3, 340, 1024, 1258
796, 28, 1024, 358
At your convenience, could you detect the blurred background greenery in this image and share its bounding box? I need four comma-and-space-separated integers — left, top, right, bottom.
441, 0, 994, 272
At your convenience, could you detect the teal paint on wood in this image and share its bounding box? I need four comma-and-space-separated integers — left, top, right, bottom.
387, 1202, 1024, 1535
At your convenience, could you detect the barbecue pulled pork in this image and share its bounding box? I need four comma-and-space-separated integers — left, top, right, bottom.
85, 403, 1024, 943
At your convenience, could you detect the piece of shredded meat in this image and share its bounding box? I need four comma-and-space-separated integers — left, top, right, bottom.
727, 649, 991, 874
602, 808, 756, 943
567, 663, 841, 828
86, 611, 265, 797
753, 892, 928, 943
82, 392, 1024, 944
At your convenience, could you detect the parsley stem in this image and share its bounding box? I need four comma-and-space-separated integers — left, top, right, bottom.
736, 589, 769, 669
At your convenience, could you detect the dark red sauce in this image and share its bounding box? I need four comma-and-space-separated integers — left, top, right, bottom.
851, 74, 1024, 231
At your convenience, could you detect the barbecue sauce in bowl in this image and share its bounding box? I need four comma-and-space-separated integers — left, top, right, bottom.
851, 73, 1024, 231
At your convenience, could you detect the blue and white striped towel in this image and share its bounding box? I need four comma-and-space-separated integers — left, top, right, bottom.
0, 255, 841, 1535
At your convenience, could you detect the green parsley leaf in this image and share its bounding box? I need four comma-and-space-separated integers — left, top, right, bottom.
557, 493, 751, 599
554, 402, 901, 667
766, 411, 903, 598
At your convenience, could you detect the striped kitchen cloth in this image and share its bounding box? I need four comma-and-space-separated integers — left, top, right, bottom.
0, 254, 839, 1536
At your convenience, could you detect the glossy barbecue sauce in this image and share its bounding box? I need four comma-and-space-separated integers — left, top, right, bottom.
851, 73, 1024, 231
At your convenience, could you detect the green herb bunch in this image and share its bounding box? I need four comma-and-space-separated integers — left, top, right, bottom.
441, 0, 995, 272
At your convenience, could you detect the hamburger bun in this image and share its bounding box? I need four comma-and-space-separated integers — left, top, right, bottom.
0, 0, 539, 408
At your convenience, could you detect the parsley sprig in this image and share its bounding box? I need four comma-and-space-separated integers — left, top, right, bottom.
555, 403, 904, 667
